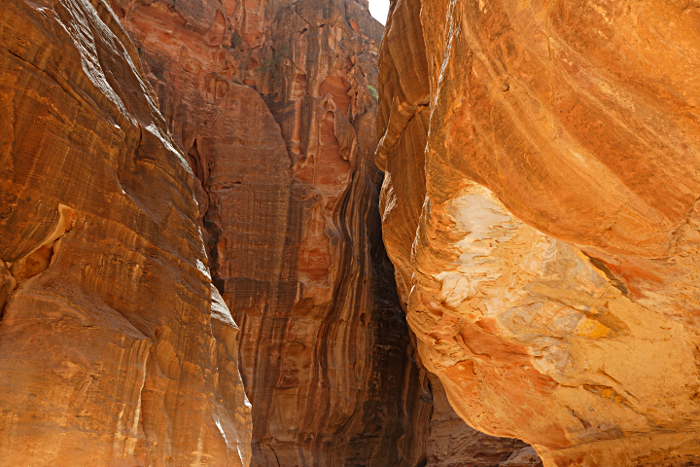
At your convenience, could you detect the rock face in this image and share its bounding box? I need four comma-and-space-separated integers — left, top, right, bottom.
0, 0, 251, 465
110, 0, 433, 465
377, 0, 700, 466
426, 375, 541, 467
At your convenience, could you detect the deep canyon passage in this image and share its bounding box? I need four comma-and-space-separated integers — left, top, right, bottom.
1, 0, 700, 466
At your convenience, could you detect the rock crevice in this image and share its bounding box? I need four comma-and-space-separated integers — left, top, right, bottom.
110, 0, 433, 465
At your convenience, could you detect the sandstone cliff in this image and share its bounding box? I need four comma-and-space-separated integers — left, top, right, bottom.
0, 0, 251, 465
110, 0, 433, 465
426, 375, 542, 467
377, 0, 700, 466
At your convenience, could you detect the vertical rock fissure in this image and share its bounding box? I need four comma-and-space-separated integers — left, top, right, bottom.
94, 0, 456, 465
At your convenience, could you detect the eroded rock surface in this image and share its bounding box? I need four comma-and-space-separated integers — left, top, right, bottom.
0, 0, 251, 465
427, 375, 541, 467
377, 0, 700, 466
111, 0, 433, 465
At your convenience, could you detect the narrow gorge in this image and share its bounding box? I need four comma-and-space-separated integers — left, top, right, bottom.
1, 0, 699, 466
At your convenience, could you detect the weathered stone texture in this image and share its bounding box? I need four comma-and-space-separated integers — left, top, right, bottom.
426, 374, 542, 467
0, 0, 251, 465
110, 0, 433, 465
376, 0, 700, 466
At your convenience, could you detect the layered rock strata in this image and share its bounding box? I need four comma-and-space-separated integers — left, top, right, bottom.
376, 0, 700, 466
0, 0, 251, 465
111, 0, 433, 465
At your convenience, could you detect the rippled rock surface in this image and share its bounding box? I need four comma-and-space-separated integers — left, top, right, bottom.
376, 0, 700, 466
0, 0, 251, 465
110, 0, 433, 464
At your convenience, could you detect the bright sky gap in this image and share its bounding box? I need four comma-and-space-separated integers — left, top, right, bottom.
369, 0, 390, 25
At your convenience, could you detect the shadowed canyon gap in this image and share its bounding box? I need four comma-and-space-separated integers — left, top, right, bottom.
0, 0, 542, 463
107, 0, 432, 465
105, 0, 543, 464
376, 0, 700, 466
6, 0, 699, 466
0, 0, 521, 465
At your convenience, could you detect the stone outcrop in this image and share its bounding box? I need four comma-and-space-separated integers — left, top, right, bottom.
376, 0, 700, 466
110, 0, 433, 465
426, 375, 541, 467
0, 0, 251, 465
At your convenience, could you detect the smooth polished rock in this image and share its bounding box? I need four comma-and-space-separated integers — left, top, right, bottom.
376, 0, 700, 466
0, 0, 251, 465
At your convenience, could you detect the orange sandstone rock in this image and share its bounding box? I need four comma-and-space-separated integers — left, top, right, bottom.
427, 374, 542, 467
110, 0, 433, 464
0, 0, 251, 465
377, 0, 700, 466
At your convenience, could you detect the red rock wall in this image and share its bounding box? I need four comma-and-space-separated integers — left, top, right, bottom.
0, 0, 251, 465
377, 0, 700, 466
111, 0, 434, 465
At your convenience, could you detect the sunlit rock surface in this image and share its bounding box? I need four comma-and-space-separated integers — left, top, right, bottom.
376, 0, 700, 466
111, 0, 433, 464
0, 0, 251, 465
427, 375, 542, 467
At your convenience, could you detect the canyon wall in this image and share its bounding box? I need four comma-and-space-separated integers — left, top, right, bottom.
376, 0, 700, 466
0, 0, 251, 465
426, 375, 541, 467
110, 0, 434, 465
